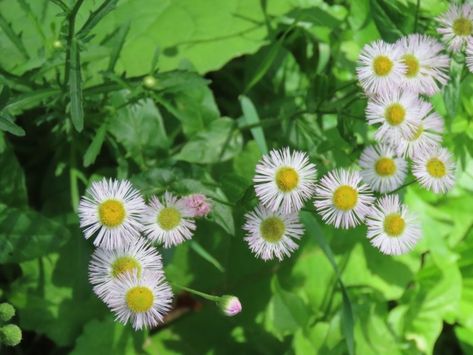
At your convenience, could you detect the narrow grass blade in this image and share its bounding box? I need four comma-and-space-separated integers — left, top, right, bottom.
239, 95, 268, 154
189, 240, 225, 272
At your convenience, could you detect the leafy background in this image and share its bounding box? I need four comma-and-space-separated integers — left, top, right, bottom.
1, 0, 473, 354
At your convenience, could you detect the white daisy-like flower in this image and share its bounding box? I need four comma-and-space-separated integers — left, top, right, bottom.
396, 34, 450, 96
107, 271, 173, 330
143, 192, 196, 248
388, 101, 444, 158
366, 88, 421, 141
356, 40, 405, 94
78, 178, 145, 250
366, 194, 422, 255
254, 148, 317, 214
243, 204, 304, 261
359, 144, 407, 193
89, 238, 163, 302
412, 147, 456, 193
437, 4, 473, 52
314, 169, 375, 229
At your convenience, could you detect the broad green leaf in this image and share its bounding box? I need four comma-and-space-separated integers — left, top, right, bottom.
455, 326, 473, 354
176, 118, 243, 164
108, 96, 170, 167
0, 145, 27, 207
239, 96, 268, 154
0, 203, 70, 263
233, 140, 262, 184
300, 212, 355, 355
71, 317, 145, 355
83, 123, 108, 167
264, 276, 309, 339
0, 111, 25, 136
8, 237, 108, 346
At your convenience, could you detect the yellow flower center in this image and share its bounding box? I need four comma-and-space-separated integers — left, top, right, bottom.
426, 158, 446, 178
111, 256, 141, 278
453, 17, 473, 36
157, 207, 181, 230
375, 157, 397, 177
384, 213, 406, 237
332, 185, 358, 211
402, 54, 420, 78
275, 167, 299, 192
125, 286, 154, 313
260, 217, 285, 243
385, 103, 406, 126
98, 199, 126, 227
409, 124, 424, 141
372, 55, 393, 76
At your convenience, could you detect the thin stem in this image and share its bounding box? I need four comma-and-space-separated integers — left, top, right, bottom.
391, 179, 416, 194
171, 283, 220, 302
414, 0, 421, 32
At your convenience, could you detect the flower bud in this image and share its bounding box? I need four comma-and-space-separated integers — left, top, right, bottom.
0, 303, 15, 323
0, 324, 22, 346
182, 194, 212, 217
143, 75, 157, 89
218, 295, 242, 316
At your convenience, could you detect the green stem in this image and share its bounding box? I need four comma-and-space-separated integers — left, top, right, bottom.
171, 283, 220, 302
391, 179, 416, 194
70, 136, 80, 212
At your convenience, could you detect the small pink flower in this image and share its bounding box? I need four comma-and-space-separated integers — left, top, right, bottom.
182, 194, 212, 218
219, 296, 242, 316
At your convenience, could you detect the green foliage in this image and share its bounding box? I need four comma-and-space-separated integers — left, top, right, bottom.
0, 0, 473, 354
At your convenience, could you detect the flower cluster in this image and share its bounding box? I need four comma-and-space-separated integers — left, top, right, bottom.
78, 179, 212, 329
243, 5, 463, 259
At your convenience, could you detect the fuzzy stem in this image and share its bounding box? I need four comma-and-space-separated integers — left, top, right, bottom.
171, 283, 220, 302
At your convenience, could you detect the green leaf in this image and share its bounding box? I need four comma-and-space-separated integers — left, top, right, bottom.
0, 145, 27, 207
370, 0, 405, 42
239, 96, 268, 154
0, 12, 29, 60
189, 240, 225, 272
71, 317, 145, 355
176, 118, 243, 164
83, 123, 108, 167
108, 96, 170, 167
264, 276, 309, 339
0, 111, 25, 136
69, 38, 84, 132
77, 0, 119, 38
8, 236, 108, 346
300, 211, 355, 355
455, 326, 473, 354
3, 88, 60, 113
0, 203, 70, 263
443, 60, 463, 121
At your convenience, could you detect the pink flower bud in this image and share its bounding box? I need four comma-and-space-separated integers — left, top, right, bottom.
219, 295, 242, 316
182, 194, 212, 218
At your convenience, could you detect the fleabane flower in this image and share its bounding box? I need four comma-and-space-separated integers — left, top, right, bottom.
359, 144, 407, 193
143, 192, 196, 248
412, 147, 456, 193
437, 4, 473, 52
254, 148, 317, 214
218, 296, 242, 316
388, 101, 444, 158
107, 271, 173, 330
89, 238, 163, 302
78, 178, 145, 250
397, 34, 450, 95
366, 194, 421, 255
181, 194, 212, 217
243, 204, 304, 261
366, 88, 421, 141
356, 40, 405, 94
314, 169, 375, 229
